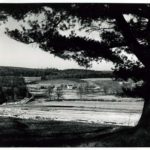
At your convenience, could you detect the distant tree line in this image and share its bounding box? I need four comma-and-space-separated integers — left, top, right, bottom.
0, 66, 59, 77
46, 69, 113, 79
0, 66, 113, 79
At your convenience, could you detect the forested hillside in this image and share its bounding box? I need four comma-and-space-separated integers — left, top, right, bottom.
0, 66, 113, 79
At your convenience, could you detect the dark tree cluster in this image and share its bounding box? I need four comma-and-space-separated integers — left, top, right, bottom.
0, 76, 28, 104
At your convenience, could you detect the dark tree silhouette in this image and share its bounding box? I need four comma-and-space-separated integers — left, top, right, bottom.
1, 4, 150, 129
77, 84, 85, 100
47, 86, 54, 100
55, 87, 63, 101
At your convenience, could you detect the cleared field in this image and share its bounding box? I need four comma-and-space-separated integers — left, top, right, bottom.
37, 79, 85, 86
0, 100, 144, 127
29, 100, 144, 112
81, 78, 113, 81
82, 78, 123, 94
27, 78, 134, 99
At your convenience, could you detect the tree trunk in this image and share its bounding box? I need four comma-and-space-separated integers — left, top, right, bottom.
137, 79, 150, 129
137, 97, 150, 128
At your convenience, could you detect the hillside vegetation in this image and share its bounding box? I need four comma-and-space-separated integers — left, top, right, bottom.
0, 76, 28, 104
0, 66, 113, 79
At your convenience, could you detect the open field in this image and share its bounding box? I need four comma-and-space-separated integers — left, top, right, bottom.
27, 78, 133, 99
0, 100, 144, 126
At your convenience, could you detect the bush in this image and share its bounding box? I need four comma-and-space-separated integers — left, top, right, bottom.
119, 85, 144, 98
0, 76, 28, 103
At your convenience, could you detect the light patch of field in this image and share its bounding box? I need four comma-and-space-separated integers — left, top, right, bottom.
0, 100, 144, 127
82, 78, 113, 81
37, 79, 84, 86
0, 105, 141, 127
29, 100, 144, 112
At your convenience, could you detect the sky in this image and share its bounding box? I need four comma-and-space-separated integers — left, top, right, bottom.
0, 8, 114, 71
0, 31, 114, 70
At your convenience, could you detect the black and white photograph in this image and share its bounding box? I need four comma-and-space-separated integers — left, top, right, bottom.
0, 2, 149, 147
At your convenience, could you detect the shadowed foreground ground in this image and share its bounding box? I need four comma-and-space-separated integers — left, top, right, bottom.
0, 117, 149, 147
0, 117, 114, 147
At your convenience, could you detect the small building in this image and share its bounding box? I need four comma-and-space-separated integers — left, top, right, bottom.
66, 84, 74, 90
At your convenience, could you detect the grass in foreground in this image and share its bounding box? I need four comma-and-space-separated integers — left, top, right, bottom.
0, 117, 115, 147
0, 116, 149, 147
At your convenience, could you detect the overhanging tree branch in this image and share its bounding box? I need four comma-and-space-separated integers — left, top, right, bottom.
39, 33, 123, 64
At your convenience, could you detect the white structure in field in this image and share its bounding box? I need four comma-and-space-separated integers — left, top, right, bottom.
66, 85, 74, 90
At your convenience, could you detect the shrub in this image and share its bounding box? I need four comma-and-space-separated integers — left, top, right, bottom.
0, 76, 28, 103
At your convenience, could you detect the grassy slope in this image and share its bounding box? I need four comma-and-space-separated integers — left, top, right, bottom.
89, 126, 150, 147
0, 117, 115, 147
0, 116, 149, 147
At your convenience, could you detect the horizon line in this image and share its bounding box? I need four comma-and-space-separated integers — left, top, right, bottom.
0, 65, 112, 71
